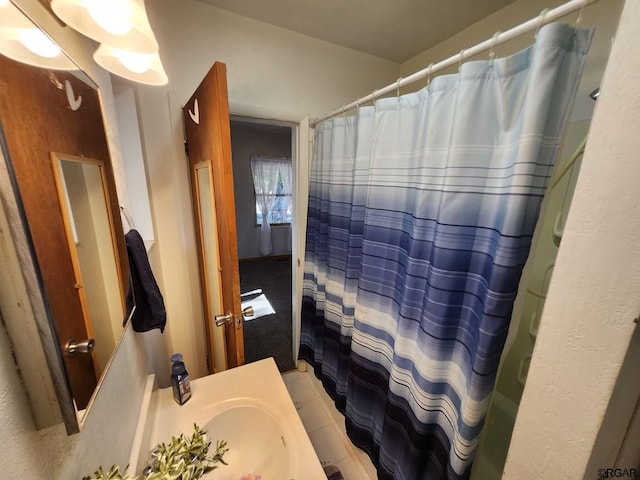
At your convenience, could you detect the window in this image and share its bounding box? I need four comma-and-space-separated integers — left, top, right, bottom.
250, 158, 292, 226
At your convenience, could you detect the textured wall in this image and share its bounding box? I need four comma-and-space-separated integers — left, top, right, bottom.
0, 320, 151, 478
0, 322, 61, 479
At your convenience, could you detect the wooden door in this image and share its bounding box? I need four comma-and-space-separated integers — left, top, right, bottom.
0, 57, 128, 409
183, 62, 244, 371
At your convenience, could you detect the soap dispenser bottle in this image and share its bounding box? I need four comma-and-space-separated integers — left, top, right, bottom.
170, 353, 192, 405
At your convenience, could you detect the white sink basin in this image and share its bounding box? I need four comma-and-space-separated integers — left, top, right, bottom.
203, 398, 289, 479
134, 358, 325, 480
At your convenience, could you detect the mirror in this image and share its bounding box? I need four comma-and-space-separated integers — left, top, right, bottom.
0, 1, 130, 434
52, 153, 125, 381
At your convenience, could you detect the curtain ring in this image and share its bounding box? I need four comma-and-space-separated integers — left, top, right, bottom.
426, 63, 434, 85
458, 49, 466, 71
535, 8, 550, 38
489, 31, 501, 60
575, 5, 585, 26
396, 78, 403, 106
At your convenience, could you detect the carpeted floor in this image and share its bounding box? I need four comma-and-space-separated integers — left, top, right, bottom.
239, 255, 295, 372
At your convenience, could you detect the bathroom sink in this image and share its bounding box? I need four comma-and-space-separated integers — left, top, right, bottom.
132, 358, 325, 479
203, 398, 289, 479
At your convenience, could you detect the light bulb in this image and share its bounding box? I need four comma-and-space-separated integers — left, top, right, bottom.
94, 44, 167, 85
85, 0, 132, 36
116, 50, 150, 74
19, 28, 62, 58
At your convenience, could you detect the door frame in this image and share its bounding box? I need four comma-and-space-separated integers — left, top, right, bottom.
228, 114, 309, 367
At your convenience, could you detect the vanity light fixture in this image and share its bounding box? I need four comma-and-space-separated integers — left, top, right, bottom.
93, 43, 168, 86
50, 0, 169, 86
50, 0, 158, 54
0, 1, 76, 70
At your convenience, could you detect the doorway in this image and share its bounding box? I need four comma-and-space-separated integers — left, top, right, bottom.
230, 117, 296, 372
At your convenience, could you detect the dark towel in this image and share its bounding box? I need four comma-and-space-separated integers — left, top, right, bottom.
323, 465, 344, 480
124, 229, 166, 333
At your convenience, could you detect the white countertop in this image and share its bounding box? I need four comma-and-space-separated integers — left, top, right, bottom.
136, 358, 325, 479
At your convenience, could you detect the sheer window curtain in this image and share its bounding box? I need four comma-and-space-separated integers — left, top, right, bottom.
300, 24, 592, 480
251, 157, 292, 255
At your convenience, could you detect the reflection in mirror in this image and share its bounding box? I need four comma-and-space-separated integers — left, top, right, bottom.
0, 126, 73, 430
51, 153, 124, 382
0, 3, 130, 434
194, 163, 226, 373
0, 1, 76, 71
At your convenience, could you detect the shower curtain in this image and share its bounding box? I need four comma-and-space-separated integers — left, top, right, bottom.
300, 23, 592, 480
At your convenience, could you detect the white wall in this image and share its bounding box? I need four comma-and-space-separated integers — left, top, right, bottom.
113, 83, 155, 244
135, 0, 400, 382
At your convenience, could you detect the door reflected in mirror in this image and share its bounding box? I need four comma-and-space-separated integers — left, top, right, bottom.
52, 153, 124, 381
194, 162, 227, 373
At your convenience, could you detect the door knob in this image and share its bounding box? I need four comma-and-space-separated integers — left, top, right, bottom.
64, 338, 95, 356
214, 312, 233, 327
215, 307, 254, 327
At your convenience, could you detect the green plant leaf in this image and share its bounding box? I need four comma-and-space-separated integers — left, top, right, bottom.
83, 424, 227, 480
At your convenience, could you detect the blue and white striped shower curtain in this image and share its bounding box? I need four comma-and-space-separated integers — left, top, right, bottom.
300, 23, 592, 479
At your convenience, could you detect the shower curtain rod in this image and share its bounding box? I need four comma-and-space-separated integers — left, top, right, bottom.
311, 0, 598, 127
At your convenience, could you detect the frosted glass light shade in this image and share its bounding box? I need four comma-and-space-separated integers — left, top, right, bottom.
51, 0, 158, 54
0, 3, 76, 70
94, 44, 167, 85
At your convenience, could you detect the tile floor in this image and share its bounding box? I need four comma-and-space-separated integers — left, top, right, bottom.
282, 364, 377, 480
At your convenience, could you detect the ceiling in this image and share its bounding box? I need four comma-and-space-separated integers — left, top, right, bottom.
196, 0, 518, 63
